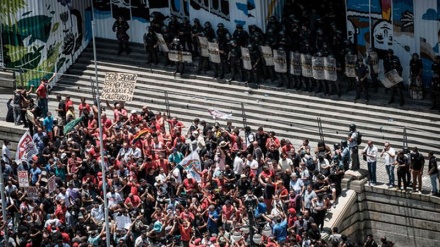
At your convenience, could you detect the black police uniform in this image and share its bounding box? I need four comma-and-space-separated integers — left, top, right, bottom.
300, 42, 314, 91
389, 60, 405, 106
171, 39, 185, 75
228, 40, 243, 82
143, 28, 158, 64
112, 18, 130, 55
366, 49, 380, 92
431, 57, 440, 109
232, 25, 249, 47
178, 19, 192, 53
354, 61, 369, 101
212, 41, 228, 79
409, 55, 423, 98
191, 19, 203, 57
247, 44, 262, 86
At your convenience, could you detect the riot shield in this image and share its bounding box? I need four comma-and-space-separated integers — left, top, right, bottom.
260, 46, 274, 66
324, 56, 337, 81
156, 33, 169, 52
241, 47, 252, 71
198, 36, 209, 57
208, 42, 221, 64
312, 56, 325, 80
273, 49, 287, 73
301, 54, 313, 78
290, 52, 302, 75
345, 54, 357, 78
380, 69, 403, 88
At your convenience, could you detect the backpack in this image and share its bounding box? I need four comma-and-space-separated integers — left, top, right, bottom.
356, 131, 362, 145
306, 157, 316, 171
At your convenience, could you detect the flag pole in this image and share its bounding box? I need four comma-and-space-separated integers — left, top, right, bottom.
91, 2, 111, 246
0, 163, 8, 246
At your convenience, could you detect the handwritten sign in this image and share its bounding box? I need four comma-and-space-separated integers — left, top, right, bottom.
25, 187, 40, 201
47, 176, 57, 193
101, 72, 137, 102
18, 171, 29, 187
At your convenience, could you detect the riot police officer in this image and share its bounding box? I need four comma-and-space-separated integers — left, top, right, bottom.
227, 39, 243, 82
431, 56, 440, 110
203, 21, 216, 42
168, 15, 180, 38
320, 42, 335, 95
171, 37, 185, 75
112, 16, 130, 56
233, 24, 249, 47
212, 39, 228, 80
196, 32, 209, 75
266, 16, 282, 34
143, 27, 158, 65
248, 25, 264, 44
409, 53, 423, 98
247, 43, 262, 86
366, 48, 380, 93
191, 18, 203, 57
179, 18, 192, 53
389, 58, 404, 106
161, 25, 173, 66
354, 59, 369, 102
216, 23, 231, 45
300, 41, 314, 91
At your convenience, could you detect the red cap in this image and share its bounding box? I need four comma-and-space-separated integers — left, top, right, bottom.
288, 208, 296, 214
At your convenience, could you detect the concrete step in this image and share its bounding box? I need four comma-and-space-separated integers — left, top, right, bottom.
70, 58, 439, 121
54, 77, 440, 143
48, 86, 440, 154
82, 43, 435, 109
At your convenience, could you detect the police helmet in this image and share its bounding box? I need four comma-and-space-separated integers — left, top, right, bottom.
173, 37, 180, 44
349, 124, 356, 131
279, 30, 286, 37
387, 49, 394, 55
322, 42, 328, 48
204, 21, 212, 28
236, 24, 243, 29
194, 18, 200, 24
267, 28, 275, 34
161, 26, 168, 33
198, 32, 206, 37
217, 23, 224, 28
393, 58, 399, 64
269, 16, 277, 22
412, 53, 419, 59
183, 17, 189, 23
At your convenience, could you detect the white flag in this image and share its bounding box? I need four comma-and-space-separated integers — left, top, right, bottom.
208, 109, 232, 120
178, 150, 202, 183
15, 131, 38, 163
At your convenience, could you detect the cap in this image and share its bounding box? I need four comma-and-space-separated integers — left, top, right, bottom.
210, 236, 217, 242
194, 238, 202, 244
288, 208, 296, 214
240, 174, 246, 178
61, 153, 67, 159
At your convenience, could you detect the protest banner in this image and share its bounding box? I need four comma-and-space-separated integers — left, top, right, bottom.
18, 171, 29, 187
312, 56, 325, 80
15, 131, 38, 163
290, 52, 302, 75
208, 42, 221, 63
198, 36, 209, 57
47, 176, 57, 194
178, 150, 201, 182
241, 47, 252, 70
156, 33, 169, 52
260, 46, 274, 66
301, 54, 313, 77
324, 56, 337, 81
380, 69, 403, 88
167, 50, 193, 63
345, 54, 357, 78
208, 109, 232, 120
369, 51, 380, 73
101, 72, 137, 102
25, 187, 39, 200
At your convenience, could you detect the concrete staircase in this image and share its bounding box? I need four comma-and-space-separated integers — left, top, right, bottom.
0, 68, 16, 89
52, 39, 440, 156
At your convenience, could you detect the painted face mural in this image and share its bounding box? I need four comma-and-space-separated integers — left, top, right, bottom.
346, 20, 357, 44
373, 20, 393, 50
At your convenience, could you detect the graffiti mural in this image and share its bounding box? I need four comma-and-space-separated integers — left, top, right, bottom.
1, 0, 92, 87
346, 0, 422, 85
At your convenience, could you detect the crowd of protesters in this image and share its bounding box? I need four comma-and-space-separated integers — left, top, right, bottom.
2, 86, 403, 247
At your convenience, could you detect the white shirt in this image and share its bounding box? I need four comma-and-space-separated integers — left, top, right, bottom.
106, 191, 123, 207
91, 205, 104, 222
233, 156, 244, 175
245, 159, 259, 170
363, 145, 378, 162
383, 147, 396, 166
290, 178, 304, 194
2, 144, 10, 163
349, 132, 358, 148
279, 158, 293, 172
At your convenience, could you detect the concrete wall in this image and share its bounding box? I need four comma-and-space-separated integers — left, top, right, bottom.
338, 183, 440, 247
